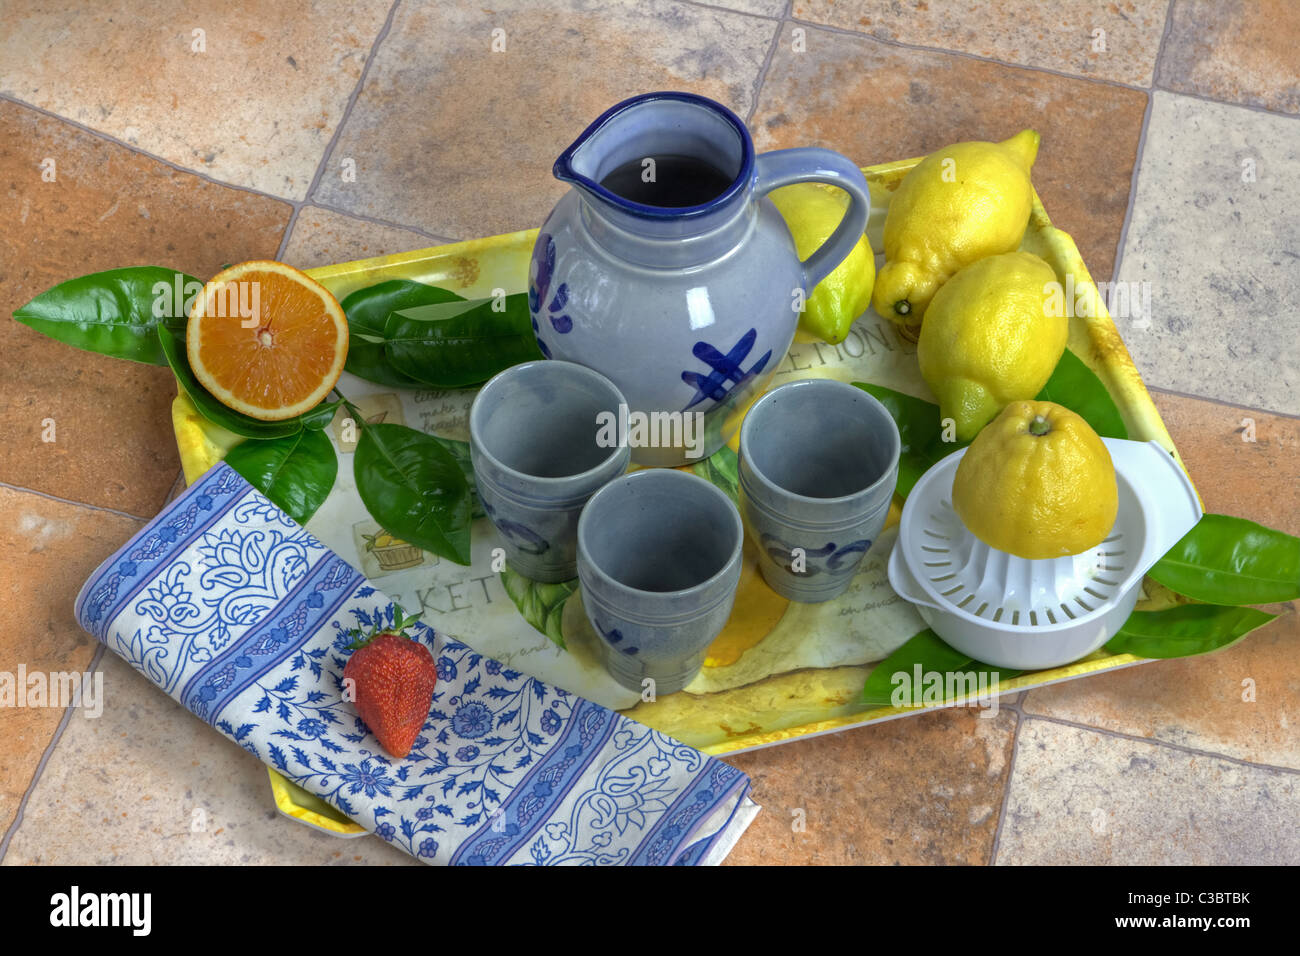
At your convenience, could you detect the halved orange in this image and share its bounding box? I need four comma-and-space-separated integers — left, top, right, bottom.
186, 260, 348, 421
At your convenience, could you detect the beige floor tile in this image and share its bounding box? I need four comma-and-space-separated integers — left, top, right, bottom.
723, 705, 1017, 864
2, 653, 415, 865
281, 205, 438, 272
751, 22, 1147, 283
0, 486, 143, 835
996, 719, 1300, 864
314, 0, 779, 238
1115, 92, 1300, 415
1158, 0, 1300, 114
710, 0, 787, 15
0, 0, 393, 199
1023, 393, 1299, 769
793, 0, 1168, 86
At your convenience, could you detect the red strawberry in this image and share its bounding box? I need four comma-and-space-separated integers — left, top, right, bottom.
342, 605, 437, 759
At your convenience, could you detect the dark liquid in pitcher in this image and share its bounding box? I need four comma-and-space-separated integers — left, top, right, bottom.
599, 155, 734, 207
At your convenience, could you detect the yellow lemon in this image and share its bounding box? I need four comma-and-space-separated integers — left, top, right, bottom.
770, 182, 875, 344
873, 129, 1039, 330
918, 251, 1066, 442
953, 400, 1118, 560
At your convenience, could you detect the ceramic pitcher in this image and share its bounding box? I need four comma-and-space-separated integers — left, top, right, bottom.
529, 91, 871, 466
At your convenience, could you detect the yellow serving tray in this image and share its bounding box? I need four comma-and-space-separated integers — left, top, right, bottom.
173, 154, 1195, 836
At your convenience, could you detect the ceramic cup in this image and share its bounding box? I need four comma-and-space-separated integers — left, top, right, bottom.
577, 469, 744, 695
739, 379, 901, 603
469, 360, 631, 583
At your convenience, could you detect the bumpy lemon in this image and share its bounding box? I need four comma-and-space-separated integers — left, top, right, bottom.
770, 182, 875, 344
873, 129, 1039, 331
918, 251, 1066, 442
953, 401, 1118, 560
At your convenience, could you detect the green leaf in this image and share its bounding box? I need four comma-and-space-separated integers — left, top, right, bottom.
353, 423, 473, 565
338, 279, 466, 387
1148, 514, 1300, 605
500, 564, 577, 649
384, 294, 543, 388
157, 325, 304, 439
430, 435, 484, 518
862, 629, 1020, 707
14, 267, 200, 365
298, 399, 342, 431
225, 429, 338, 525
691, 444, 739, 506
854, 349, 1127, 499
1105, 604, 1278, 658
1034, 348, 1128, 440
852, 383, 966, 497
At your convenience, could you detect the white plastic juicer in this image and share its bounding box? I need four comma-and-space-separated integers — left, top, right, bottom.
888, 439, 1203, 670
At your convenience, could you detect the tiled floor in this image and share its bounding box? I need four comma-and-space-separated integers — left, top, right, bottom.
1, 0, 1297, 866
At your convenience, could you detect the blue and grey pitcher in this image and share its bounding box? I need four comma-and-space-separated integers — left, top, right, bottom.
530, 91, 871, 466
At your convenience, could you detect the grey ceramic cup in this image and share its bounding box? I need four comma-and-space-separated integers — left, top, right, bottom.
739, 379, 901, 603
469, 360, 631, 582
577, 469, 744, 695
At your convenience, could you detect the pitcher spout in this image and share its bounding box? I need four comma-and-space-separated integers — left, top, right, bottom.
553, 91, 755, 224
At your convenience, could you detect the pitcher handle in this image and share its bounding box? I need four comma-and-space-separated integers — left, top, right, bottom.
754, 148, 872, 289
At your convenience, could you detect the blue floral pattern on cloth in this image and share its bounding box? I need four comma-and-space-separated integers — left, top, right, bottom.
74, 464, 756, 865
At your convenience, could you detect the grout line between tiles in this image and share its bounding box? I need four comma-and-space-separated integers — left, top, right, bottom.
1109, 0, 1173, 284
0, 479, 152, 524
1020, 712, 1300, 778
0, 643, 107, 863
277, 0, 404, 261
0, 90, 302, 208
0, 11, 460, 254
1149, 85, 1300, 123
987, 700, 1024, 866
677, 0, 782, 21
786, 15, 1155, 95
301, 0, 402, 214
306, 201, 461, 246
745, 7, 789, 125
1147, 385, 1300, 423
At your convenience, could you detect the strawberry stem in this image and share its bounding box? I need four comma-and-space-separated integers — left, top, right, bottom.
346, 602, 424, 649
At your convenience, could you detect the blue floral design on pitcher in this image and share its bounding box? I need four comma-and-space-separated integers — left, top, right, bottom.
681, 328, 772, 411
529, 233, 574, 345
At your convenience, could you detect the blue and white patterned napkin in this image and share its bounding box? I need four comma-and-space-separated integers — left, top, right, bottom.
75, 463, 758, 865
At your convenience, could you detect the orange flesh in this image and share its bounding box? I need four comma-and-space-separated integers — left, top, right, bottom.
191, 268, 345, 414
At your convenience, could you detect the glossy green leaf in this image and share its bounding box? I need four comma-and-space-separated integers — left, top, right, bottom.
298, 399, 342, 431
384, 293, 543, 388
429, 435, 484, 519
1105, 604, 1278, 658
1034, 348, 1128, 440
500, 564, 577, 649
1148, 514, 1300, 605
353, 423, 473, 565
862, 629, 1020, 707
852, 383, 967, 497
157, 325, 303, 439
225, 429, 337, 525
691, 444, 739, 506
14, 267, 199, 365
338, 279, 466, 387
